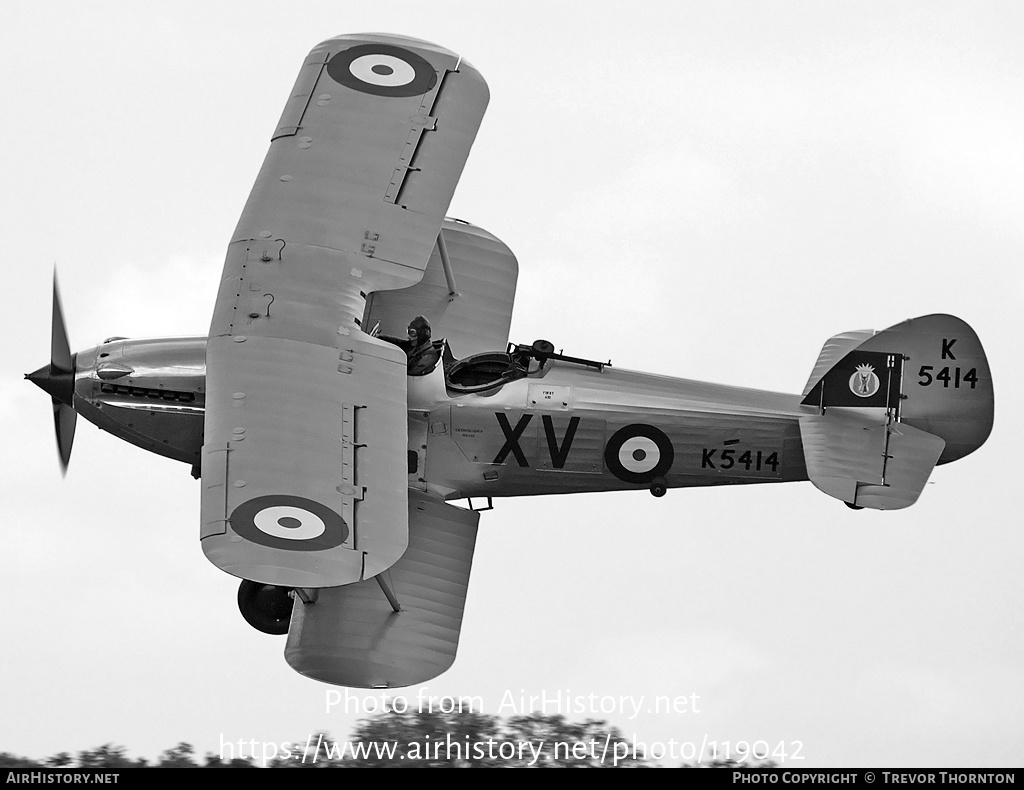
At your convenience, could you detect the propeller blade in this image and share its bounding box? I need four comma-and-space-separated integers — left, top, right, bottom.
51, 272, 73, 375
26, 268, 78, 473
53, 401, 77, 475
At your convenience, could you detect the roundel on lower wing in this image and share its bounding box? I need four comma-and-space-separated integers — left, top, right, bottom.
604, 424, 675, 484
326, 44, 437, 97
230, 496, 348, 552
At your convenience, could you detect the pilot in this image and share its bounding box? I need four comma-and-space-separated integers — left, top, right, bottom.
376, 315, 441, 376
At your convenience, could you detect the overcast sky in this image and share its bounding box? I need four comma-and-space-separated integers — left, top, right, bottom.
2, 1, 1022, 768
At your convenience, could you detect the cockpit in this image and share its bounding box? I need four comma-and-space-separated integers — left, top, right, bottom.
440, 340, 608, 394
444, 348, 531, 393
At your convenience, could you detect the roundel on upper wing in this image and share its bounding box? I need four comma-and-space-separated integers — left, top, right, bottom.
230, 495, 348, 552
604, 424, 674, 484
326, 44, 437, 97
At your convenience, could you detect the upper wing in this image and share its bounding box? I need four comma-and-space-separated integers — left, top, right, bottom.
201, 35, 489, 587
364, 218, 519, 358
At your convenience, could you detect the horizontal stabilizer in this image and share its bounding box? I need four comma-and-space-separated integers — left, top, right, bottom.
284, 492, 479, 688
800, 412, 945, 510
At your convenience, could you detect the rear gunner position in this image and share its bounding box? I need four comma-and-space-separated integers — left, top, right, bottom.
28, 34, 993, 690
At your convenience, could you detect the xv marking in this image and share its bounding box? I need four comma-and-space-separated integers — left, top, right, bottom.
492, 413, 581, 468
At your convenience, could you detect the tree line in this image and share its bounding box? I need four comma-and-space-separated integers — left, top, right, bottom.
2, 711, 774, 768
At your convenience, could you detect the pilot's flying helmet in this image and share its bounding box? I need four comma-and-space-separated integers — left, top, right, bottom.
408, 315, 431, 344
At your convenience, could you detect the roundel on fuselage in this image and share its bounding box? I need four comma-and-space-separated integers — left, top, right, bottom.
604, 424, 674, 484
230, 495, 348, 552
326, 44, 438, 97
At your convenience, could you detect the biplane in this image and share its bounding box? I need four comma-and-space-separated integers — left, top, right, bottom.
27, 34, 994, 689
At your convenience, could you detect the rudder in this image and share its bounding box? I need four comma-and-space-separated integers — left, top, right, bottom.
800, 314, 992, 509
818, 315, 992, 463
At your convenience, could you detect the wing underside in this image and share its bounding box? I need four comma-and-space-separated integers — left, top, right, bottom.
201, 34, 489, 587
285, 492, 479, 688
364, 218, 519, 358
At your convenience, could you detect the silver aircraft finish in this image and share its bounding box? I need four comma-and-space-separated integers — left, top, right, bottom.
45, 315, 992, 502
28, 34, 994, 690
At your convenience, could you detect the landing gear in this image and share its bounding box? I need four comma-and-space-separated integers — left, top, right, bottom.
845, 502, 864, 511
237, 580, 293, 635
649, 477, 668, 498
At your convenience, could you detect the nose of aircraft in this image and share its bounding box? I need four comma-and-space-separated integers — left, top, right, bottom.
25, 360, 75, 406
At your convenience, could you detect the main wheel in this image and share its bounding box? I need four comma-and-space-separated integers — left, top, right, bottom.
237, 580, 293, 635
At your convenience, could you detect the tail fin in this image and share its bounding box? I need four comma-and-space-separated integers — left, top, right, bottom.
800, 314, 993, 509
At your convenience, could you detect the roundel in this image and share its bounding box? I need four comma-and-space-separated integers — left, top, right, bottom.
604, 424, 674, 484
326, 44, 437, 97
230, 495, 348, 552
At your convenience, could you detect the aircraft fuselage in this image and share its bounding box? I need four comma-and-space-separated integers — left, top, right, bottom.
67, 335, 809, 497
